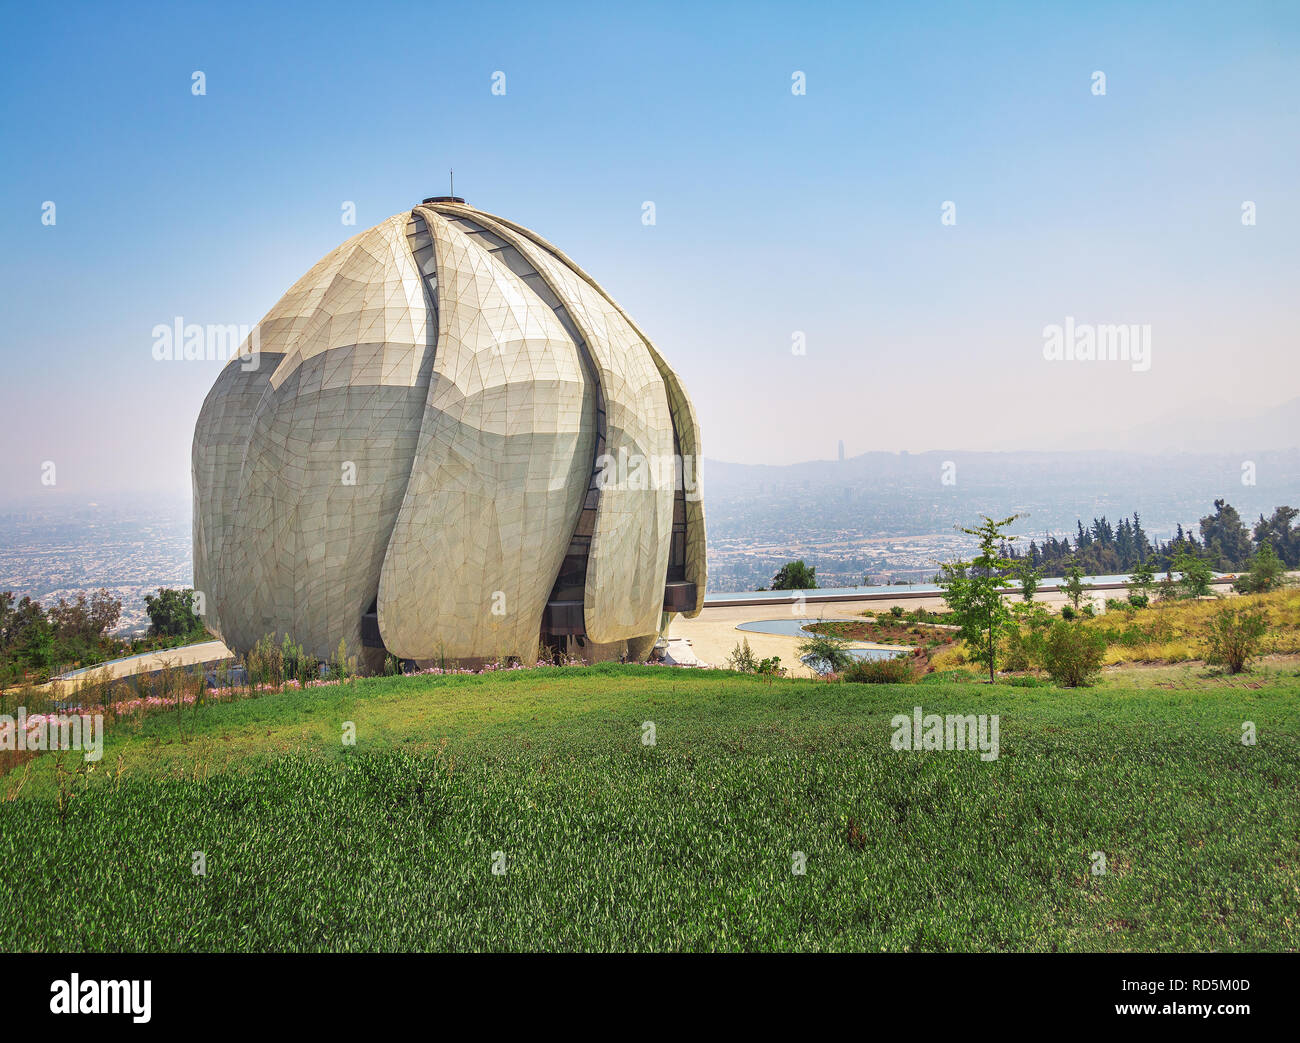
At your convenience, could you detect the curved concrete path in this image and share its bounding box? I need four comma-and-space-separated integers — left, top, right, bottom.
8, 640, 236, 697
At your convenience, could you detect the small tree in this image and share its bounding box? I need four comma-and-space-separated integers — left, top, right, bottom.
797, 634, 854, 674
1128, 558, 1155, 605
329, 637, 355, 680
48, 589, 122, 643
1235, 542, 1284, 595
725, 638, 759, 673
1017, 560, 1042, 602
1061, 559, 1089, 611
144, 587, 206, 639
1172, 550, 1214, 599
771, 560, 817, 591
1205, 606, 1267, 674
939, 514, 1020, 683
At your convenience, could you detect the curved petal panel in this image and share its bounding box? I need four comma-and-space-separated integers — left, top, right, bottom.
202, 215, 435, 658
376, 208, 593, 661
443, 207, 707, 617
456, 214, 673, 643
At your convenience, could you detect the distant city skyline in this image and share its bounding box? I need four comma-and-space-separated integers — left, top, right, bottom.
2, 1, 1298, 499
6, 447, 1296, 616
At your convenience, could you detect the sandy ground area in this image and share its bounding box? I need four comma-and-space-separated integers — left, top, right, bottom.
668, 597, 941, 678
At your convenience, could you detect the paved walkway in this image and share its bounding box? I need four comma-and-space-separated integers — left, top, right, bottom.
670, 597, 944, 678
31, 639, 235, 696
56, 640, 233, 681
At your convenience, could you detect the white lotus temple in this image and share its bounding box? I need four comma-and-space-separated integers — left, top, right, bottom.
192, 197, 705, 667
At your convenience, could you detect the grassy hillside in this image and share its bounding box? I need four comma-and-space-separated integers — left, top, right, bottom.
2, 663, 1298, 952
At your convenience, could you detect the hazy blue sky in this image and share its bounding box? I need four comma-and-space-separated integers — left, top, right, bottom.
1, 0, 1297, 500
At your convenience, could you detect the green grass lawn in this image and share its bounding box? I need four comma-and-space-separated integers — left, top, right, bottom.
2, 664, 1298, 952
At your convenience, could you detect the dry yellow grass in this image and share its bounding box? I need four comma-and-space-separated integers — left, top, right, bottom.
932, 587, 1300, 674
1087, 586, 1300, 665
929, 643, 969, 672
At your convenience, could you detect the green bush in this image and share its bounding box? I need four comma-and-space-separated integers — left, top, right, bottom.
144, 587, 206, 639
797, 634, 855, 674
1205, 606, 1267, 674
1002, 623, 1034, 672
1003, 604, 1052, 672
1002, 674, 1054, 688
842, 655, 914, 684
1234, 543, 1285, 595
726, 640, 784, 675
328, 638, 356, 680
771, 560, 817, 590
1041, 621, 1106, 687
725, 638, 759, 673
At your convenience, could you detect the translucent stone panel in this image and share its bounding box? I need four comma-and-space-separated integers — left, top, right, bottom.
459, 216, 672, 644
193, 216, 434, 659
376, 208, 594, 661
449, 206, 707, 618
